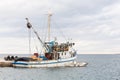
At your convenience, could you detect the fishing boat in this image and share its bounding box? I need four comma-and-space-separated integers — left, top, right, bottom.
12, 12, 87, 68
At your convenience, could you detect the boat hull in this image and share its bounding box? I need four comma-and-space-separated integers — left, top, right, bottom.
12, 56, 76, 68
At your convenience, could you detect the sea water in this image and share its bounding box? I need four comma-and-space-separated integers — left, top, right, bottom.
0, 54, 120, 80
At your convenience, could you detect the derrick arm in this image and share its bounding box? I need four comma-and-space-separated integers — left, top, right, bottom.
25, 18, 49, 52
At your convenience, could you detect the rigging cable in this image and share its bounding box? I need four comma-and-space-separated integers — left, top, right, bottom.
28, 28, 31, 54
52, 19, 68, 42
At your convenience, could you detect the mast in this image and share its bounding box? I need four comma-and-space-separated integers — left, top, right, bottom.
48, 11, 52, 41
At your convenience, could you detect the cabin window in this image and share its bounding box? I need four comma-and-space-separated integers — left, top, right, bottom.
65, 52, 66, 55
62, 53, 63, 55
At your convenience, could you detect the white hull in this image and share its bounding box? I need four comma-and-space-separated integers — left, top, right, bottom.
12, 56, 77, 68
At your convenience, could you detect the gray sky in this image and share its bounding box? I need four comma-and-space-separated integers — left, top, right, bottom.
0, 0, 120, 54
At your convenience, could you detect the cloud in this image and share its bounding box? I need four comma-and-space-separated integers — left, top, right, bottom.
57, 0, 120, 54
0, 0, 120, 54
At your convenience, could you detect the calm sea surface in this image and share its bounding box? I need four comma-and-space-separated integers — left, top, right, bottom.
0, 54, 120, 80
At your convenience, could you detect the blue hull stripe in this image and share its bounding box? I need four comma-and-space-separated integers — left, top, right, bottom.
12, 58, 75, 65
